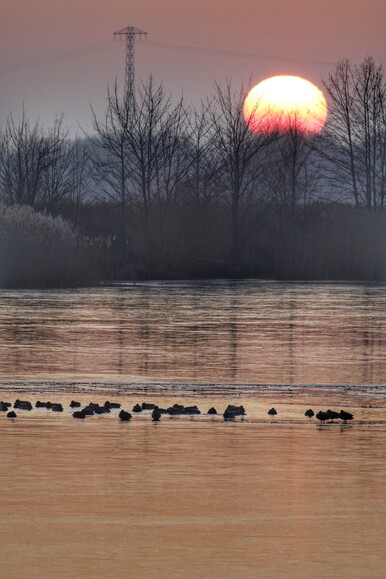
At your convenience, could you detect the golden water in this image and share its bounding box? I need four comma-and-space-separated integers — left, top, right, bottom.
0, 282, 386, 577
0, 281, 384, 385
0, 393, 386, 578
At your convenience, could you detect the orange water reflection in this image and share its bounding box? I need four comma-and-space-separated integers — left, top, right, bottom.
0, 282, 384, 385
1, 402, 386, 578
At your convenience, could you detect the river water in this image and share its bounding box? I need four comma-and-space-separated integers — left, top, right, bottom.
0, 281, 386, 578
0, 280, 385, 386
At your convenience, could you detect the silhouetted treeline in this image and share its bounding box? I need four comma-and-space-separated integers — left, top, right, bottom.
0, 57, 385, 287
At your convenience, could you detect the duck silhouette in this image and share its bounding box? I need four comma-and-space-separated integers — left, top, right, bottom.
14, 400, 32, 411
73, 410, 86, 419
340, 410, 354, 423
326, 409, 340, 422
152, 407, 162, 421
316, 411, 329, 423
167, 404, 185, 415
141, 403, 156, 410
183, 405, 201, 415
223, 405, 246, 420
105, 401, 121, 409
119, 410, 132, 421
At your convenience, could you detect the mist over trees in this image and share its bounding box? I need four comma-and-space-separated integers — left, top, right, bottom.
0, 56, 386, 287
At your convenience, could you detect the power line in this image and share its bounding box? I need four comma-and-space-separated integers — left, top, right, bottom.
145, 38, 338, 67
0, 41, 114, 75
0, 36, 383, 77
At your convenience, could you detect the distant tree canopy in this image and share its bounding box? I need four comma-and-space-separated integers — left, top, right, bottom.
0, 57, 385, 286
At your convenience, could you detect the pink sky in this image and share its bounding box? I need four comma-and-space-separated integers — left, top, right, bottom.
0, 0, 385, 133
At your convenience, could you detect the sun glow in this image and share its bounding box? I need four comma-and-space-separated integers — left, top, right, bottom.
243, 75, 328, 135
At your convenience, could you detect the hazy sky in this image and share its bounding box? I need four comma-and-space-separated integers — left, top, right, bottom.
1, 0, 385, 133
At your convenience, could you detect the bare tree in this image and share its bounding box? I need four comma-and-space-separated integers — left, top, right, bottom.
263, 120, 321, 276
355, 58, 386, 209
90, 82, 132, 262
39, 119, 75, 209
322, 57, 386, 210
154, 97, 191, 269
208, 80, 276, 273
65, 138, 91, 223
187, 102, 218, 207
181, 103, 221, 268
125, 76, 179, 272
0, 112, 68, 207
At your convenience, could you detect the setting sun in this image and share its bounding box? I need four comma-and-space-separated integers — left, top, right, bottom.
243, 75, 328, 135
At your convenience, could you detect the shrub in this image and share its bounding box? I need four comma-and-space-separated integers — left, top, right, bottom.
0, 204, 96, 288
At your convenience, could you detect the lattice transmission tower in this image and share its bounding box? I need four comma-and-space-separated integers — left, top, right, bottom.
114, 26, 147, 103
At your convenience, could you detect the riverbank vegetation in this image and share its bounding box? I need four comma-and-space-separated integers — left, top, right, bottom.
0, 205, 96, 288
0, 57, 385, 287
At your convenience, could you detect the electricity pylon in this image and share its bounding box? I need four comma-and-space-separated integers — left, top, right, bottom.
114, 26, 147, 104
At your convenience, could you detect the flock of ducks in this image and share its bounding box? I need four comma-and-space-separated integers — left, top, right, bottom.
268, 407, 353, 423
0, 399, 354, 423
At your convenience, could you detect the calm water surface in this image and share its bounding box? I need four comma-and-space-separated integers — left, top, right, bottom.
1, 282, 386, 577
0, 280, 385, 385
1, 399, 386, 579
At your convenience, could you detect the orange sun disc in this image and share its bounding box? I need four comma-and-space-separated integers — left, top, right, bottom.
243, 75, 328, 135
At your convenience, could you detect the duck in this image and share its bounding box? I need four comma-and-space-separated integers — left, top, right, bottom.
225, 405, 246, 416
94, 406, 106, 414
152, 407, 162, 421
223, 408, 235, 420
268, 408, 277, 416
183, 405, 201, 415
223, 405, 246, 420
141, 402, 156, 410
340, 410, 354, 423
316, 411, 329, 423
326, 409, 340, 422
119, 410, 132, 421
14, 399, 32, 411
167, 404, 185, 415
105, 401, 121, 409
73, 410, 86, 419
